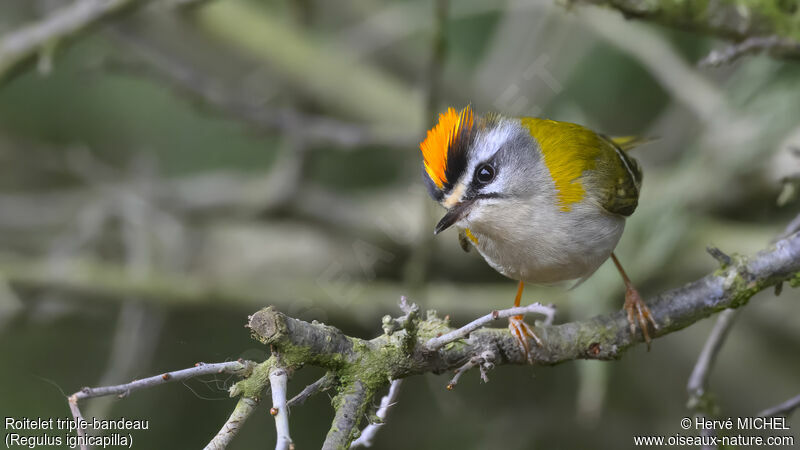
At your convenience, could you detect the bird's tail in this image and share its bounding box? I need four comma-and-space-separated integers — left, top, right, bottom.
609, 135, 657, 151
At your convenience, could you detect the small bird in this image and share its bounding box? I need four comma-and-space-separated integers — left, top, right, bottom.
419, 106, 658, 358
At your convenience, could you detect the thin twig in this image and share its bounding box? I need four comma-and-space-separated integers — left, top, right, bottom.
706, 246, 733, 267
685, 307, 738, 447
699, 36, 800, 67
758, 394, 800, 418
687, 308, 740, 413
287, 372, 337, 409
446, 351, 496, 390
0, 0, 145, 83
776, 212, 800, 242
66, 399, 88, 450
426, 303, 556, 351
350, 379, 404, 448
269, 367, 293, 450
383, 296, 420, 337
203, 397, 259, 450
67, 361, 254, 419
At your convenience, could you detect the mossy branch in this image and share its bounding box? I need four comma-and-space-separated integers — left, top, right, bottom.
65, 231, 800, 449
575, 0, 800, 60
250, 231, 800, 371
241, 231, 800, 448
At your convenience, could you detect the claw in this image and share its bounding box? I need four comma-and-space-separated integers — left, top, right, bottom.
623, 286, 658, 349
508, 315, 542, 363
612, 253, 658, 349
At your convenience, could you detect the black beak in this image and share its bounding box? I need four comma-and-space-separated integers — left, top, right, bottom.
434, 198, 475, 235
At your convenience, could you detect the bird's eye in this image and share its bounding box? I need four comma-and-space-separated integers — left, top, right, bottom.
475, 163, 495, 184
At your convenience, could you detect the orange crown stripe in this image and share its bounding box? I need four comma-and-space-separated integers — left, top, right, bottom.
419, 106, 473, 189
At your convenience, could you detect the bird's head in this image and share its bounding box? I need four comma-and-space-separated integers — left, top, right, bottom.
419, 106, 554, 235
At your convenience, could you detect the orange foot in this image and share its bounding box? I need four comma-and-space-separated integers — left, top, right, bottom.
508, 314, 543, 362
623, 285, 658, 348
611, 253, 659, 348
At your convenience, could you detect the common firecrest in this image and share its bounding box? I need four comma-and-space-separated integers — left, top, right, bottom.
419, 105, 658, 358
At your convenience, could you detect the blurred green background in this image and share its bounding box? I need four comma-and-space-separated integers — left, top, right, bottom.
0, 0, 798, 448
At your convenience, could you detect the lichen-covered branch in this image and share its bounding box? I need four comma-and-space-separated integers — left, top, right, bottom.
575, 0, 800, 59
238, 231, 800, 448
249, 231, 800, 376
67, 231, 800, 449
322, 380, 372, 450
203, 397, 258, 450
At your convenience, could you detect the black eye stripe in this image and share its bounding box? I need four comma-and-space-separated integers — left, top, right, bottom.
475, 192, 504, 200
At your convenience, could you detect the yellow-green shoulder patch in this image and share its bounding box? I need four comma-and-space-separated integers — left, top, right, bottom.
520, 118, 602, 211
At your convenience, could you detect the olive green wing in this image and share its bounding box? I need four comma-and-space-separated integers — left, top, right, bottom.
457, 229, 472, 252
589, 135, 644, 217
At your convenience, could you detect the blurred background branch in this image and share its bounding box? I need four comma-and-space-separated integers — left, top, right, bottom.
0, 0, 146, 84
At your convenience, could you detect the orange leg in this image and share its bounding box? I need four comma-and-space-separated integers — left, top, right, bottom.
508, 281, 543, 362
611, 252, 659, 348
514, 279, 524, 307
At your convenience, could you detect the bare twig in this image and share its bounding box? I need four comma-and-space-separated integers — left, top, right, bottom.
776, 213, 800, 242
700, 36, 800, 67
398, 296, 415, 315
758, 394, 800, 418
446, 350, 496, 390
425, 303, 556, 351
350, 379, 404, 448
382, 296, 420, 338
287, 372, 337, 409
269, 367, 293, 450
66, 399, 88, 450
687, 308, 740, 413
203, 397, 259, 450
706, 246, 733, 267
0, 0, 146, 83
67, 361, 254, 421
